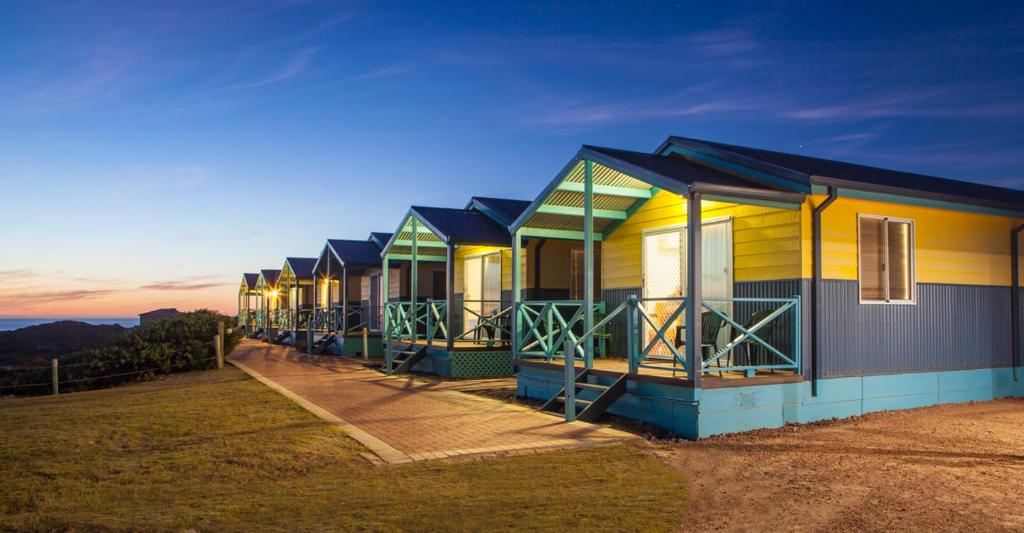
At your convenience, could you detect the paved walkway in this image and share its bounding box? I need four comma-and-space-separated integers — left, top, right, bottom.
230, 340, 636, 465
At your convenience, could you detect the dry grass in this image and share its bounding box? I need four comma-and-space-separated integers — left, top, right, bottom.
0, 367, 686, 532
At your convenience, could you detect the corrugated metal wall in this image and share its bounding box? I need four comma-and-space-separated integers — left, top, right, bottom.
817, 280, 1013, 377
735, 279, 811, 377
601, 287, 642, 356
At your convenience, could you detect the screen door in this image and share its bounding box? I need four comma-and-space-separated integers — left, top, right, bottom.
642, 219, 732, 355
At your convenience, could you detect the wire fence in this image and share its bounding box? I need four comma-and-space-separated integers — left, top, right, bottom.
0, 356, 220, 391
0, 325, 232, 396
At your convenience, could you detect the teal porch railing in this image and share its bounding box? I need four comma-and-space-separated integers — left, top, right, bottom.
555, 295, 801, 377
455, 300, 511, 346
384, 299, 517, 348
274, 308, 289, 330
385, 300, 448, 343
514, 301, 607, 362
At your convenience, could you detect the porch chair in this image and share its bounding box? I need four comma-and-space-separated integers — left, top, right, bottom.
736, 308, 789, 374
674, 311, 729, 376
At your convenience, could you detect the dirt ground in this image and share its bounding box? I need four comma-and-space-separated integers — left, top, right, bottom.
657, 398, 1024, 532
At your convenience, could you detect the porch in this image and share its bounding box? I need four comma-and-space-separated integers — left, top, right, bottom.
380, 204, 528, 378
509, 145, 811, 436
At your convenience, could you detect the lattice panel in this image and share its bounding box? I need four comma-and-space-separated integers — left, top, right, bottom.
450, 351, 514, 378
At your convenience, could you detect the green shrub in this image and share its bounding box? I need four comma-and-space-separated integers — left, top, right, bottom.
0, 310, 241, 396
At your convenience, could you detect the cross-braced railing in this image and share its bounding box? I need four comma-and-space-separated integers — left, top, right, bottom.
455, 300, 511, 346
514, 301, 606, 362
621, 295, 801, 376
384, 300, 448, 343
539, 295, 801, 378
274, 309, 290, 330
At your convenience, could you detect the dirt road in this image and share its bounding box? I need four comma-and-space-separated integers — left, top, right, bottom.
664, 398, 1024, 532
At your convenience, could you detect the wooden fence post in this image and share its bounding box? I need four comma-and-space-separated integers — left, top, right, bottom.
217, 322, 225, 368
215, 335, 224, 369
51, 358, 59, 395
362, 327, 369, 360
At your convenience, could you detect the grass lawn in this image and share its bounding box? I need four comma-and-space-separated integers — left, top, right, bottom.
0, 367, 686, 531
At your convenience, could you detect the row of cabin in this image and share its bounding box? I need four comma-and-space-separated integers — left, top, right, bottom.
237, 135, 1024, 438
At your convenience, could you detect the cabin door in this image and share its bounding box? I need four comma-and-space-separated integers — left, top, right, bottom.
463, 252, 502, 334
642, 218, 732, 356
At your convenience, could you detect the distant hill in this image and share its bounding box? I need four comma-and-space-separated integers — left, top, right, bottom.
0, 321, 126, 367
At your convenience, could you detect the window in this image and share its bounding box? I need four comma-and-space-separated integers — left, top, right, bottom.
858, 214, 915, 304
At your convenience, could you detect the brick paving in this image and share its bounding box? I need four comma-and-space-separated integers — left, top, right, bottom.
230, 340, 636, 464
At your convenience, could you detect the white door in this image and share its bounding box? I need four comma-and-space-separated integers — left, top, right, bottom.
642, 219, 732, 355
463, 252, 502, 333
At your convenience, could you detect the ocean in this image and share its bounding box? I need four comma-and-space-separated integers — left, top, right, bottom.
0, 317, 139, 332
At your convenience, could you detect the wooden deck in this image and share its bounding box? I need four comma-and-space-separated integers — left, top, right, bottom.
516, 357, 803, 389
398, 339, 512, 352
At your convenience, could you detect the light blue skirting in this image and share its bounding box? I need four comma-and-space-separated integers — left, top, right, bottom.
517, 365, 1024, 439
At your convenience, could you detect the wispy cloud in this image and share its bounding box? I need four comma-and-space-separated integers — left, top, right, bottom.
141, 282, 228, 291
344, 64, 411, 83
141, 275, 230, 291
211, 47, 319, 92
9, 45, 141, 115
0, 289, 121, 304
786, 90, 1024, 121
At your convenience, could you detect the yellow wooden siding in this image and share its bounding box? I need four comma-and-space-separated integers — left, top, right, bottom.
601, 190, 804, 289
803, 195, 1018, 286
453, 245, 526, 293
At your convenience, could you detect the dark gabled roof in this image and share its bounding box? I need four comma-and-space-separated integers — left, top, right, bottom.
369, 232, 392, 248
584, 145, 782, 191
466, 197, 531, 226
413, 206, 510, 245
242, 273, 259, 290
662, 136, 1024, 212
259, 269, 281, 287
284, 257, 317, 280
327, 239, 384, 267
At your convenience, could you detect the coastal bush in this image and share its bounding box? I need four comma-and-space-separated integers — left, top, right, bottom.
0, 310, 241, 396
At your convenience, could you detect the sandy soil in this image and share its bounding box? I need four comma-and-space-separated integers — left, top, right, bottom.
657, 398, 1024, 532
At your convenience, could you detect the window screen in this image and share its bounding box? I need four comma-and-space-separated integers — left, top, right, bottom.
859, 215, 914, 303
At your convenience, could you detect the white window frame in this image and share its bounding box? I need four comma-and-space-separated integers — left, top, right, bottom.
857, 213, 916, 305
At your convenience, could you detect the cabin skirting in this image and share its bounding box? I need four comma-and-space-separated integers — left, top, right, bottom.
517, 363, 1024, 439
410, 347, 514, 378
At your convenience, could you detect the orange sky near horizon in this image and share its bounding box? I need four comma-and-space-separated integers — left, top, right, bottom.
0, 276, 236, 318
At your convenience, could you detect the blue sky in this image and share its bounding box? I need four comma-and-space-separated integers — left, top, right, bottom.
1, 0, 1022, 316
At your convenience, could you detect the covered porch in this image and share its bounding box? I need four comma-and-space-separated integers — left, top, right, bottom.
238, 273, 260, 333
253, 269, 281, 339
308, 235, 390, 356
510, 145, 809, 430
277, 257, 316, 345
380, 205, 522, 378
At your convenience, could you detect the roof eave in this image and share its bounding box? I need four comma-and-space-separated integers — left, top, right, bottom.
810, 175, 1024, 215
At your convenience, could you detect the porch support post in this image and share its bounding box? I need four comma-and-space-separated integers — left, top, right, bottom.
1012, 224, 1023, 380
341, 267, 348, 335
512, 228, 523, 358
583, 158, 595, 369
383, 253, 392, 373
294, 278, 300, 335
411, 217, 419, 342
686, 190, 703, 389
446, 242, 455, 352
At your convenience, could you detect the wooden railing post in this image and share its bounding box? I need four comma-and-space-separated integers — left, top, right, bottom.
362, 327, 369, 360
626, 295, 638, 374
563, 338, 576, 422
